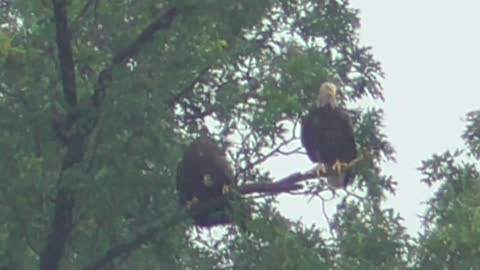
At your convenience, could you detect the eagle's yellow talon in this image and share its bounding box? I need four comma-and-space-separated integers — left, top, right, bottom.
222, 184, 231, 194
315, 164, 327, 177
186, 197, 199, 210
332, 160, 348, 175
332, 155, 363, 175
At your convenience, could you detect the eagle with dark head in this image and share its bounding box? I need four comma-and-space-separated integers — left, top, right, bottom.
301, 82, 359, 188
176, 137, 235, 227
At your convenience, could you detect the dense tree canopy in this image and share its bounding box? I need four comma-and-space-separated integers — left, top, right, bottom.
1, 0, 479, 269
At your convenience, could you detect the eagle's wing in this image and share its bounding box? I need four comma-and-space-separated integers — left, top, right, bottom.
336, 108, 357, 162
301, 110, 322, 162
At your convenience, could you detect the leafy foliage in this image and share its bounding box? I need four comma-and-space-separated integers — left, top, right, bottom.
332, 200, 411, 270
413, 113, 480, 269
463, 110, 480, 159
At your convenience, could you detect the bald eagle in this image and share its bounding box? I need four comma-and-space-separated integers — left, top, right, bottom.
176, 137, 235, 227
301, 82, 358, 188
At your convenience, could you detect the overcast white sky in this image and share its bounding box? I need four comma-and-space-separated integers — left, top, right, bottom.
275, 0, 480, 236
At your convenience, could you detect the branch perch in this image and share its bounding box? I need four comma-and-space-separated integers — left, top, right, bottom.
239, 169, 318, 195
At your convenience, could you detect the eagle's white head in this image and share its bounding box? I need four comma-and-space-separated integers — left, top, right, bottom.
316, 82, 337, 108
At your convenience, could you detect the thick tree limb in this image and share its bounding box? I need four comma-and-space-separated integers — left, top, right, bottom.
40, 2, 79, 269
39, 188, 75, 270
52, 0, 77, 107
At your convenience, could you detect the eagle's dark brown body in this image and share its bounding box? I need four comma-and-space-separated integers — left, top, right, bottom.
301, 104, 357, 186
176, 137, 235, 227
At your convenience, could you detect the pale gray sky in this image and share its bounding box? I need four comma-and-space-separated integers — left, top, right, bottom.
276, 0, 480, 236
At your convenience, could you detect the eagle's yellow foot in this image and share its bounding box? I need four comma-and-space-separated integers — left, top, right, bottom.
332, 155, 363, 175
186, 196, 199, 210
222, 184, 231, 195
332, 160, 349, 175
315, 163, 327, 177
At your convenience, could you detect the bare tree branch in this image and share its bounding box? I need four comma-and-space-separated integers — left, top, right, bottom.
112, 7, 178, 65
92, 7, 179, 107
72, 0, 98, 25
239, 168, 318, 195
278, 146, 303, 155
234, 136, 296, 180
169, 65, 211, 107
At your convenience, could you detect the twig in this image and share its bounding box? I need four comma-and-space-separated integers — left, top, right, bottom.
278, 146, 303, 155
72, 0, 98, 25
169, 65, 211, 106
234, 134, 297, 180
